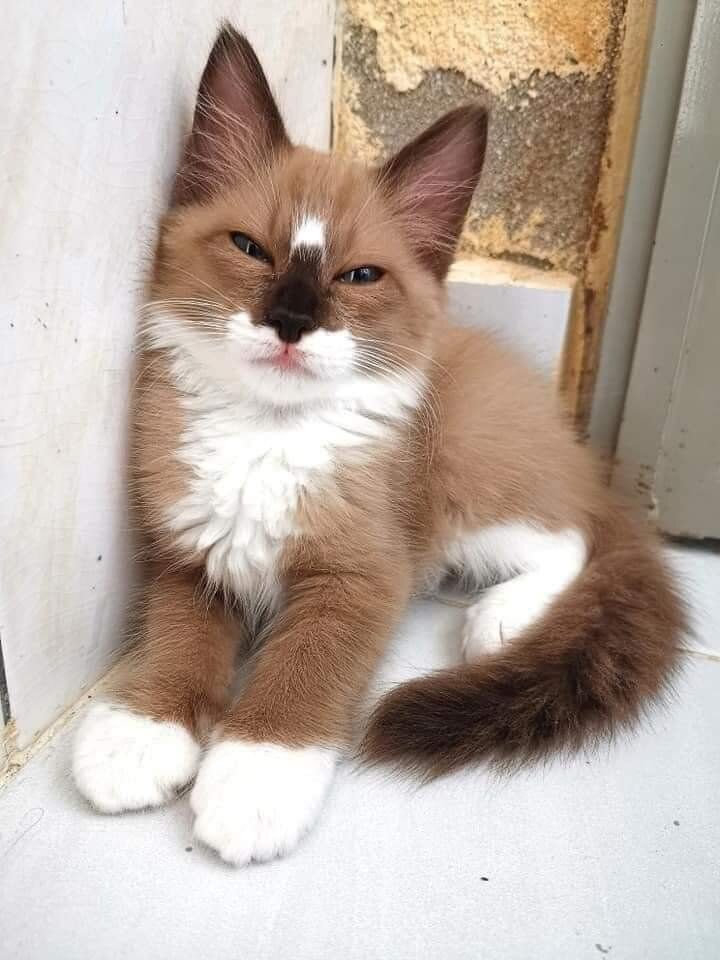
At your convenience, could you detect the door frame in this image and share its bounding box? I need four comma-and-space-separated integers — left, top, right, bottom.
611, 0, 719, 535
588, 0, 697, 460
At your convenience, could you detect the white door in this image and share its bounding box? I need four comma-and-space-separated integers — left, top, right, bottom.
614, 0, 720, 539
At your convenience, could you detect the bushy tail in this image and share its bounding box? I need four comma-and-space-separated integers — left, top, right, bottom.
362, 514, 687, 779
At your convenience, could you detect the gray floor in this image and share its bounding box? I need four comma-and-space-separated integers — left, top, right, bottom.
1, 546, 719, 960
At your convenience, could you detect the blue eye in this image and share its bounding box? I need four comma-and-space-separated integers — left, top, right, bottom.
338, 265, 384, 284
230, 232, 271, 263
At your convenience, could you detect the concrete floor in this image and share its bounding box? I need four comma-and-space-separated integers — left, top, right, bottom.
1, 545, 719, 960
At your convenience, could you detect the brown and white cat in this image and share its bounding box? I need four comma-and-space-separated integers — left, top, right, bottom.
72, 26, 684, 865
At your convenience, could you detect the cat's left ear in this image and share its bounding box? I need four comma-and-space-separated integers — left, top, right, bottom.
378, 105, 488, 279
173, 24, 290, 205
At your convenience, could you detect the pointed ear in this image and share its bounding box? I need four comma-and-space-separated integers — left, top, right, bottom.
378, 106, 488, 279
173, 24, 290, 205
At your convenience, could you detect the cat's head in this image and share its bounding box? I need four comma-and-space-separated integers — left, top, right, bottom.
148, 25, 487, 408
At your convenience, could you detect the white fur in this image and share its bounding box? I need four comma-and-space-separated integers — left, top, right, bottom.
448, 524, 587, 658
191, 740, 337, 865
72, 702, 200, 813
290, 214, 325, 253
146, 310, 423, 598
223, 312, 385, 406
144, 308, 423, 410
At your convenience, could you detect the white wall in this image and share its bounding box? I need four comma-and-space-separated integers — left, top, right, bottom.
448, 260, 574, 378
0, 0, 335, 750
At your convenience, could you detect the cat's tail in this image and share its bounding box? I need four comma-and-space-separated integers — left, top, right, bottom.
361, 511, 687, 779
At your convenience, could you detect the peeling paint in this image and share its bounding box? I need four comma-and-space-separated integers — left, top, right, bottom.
337, 0, 653, 422
346, 0, 612, 95
335, 72, 384, 164
336, 0, 626, 274
0, 664, 124, 787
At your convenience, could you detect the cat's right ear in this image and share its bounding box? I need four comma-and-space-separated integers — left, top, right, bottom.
378, 105, 488, 279
172, 24, 290, 205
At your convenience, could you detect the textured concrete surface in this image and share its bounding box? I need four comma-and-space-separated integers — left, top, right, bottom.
336, 0, 627, 273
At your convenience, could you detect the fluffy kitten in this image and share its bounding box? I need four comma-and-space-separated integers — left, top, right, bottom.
72, 26, 684, 865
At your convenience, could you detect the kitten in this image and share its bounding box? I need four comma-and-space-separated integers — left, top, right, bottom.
72, 26, 685, 865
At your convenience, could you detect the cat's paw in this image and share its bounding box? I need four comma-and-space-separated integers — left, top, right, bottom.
72, 702, 200, 813
462, 584, 527, 659
190, 740, 337, 866
462, 574, 556, 660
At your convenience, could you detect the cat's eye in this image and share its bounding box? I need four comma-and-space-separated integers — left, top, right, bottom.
230, 232, 271, 263
337, 265, 384, 284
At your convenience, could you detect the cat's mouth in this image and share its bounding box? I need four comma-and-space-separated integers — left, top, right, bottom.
254, 344, 313, 376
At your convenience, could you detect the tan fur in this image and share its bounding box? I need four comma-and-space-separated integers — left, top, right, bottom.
115, 26, 685, 780
116, 565, 244, 736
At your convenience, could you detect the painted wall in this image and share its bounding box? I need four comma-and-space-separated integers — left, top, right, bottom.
0, 0, 334, 753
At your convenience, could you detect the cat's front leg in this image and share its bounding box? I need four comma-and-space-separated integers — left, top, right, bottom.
72, 567, 240, 813
191, 559, 410, 866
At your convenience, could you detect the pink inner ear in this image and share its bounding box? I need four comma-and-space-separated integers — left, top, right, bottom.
173, 24, 289, 206
379, 106, 488, 278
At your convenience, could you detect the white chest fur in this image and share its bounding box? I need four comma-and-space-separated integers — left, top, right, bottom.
166, 383, 419, 600
169, 403, 330, 596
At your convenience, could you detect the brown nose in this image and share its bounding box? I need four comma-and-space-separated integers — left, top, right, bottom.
264, 306, 317, 344
264, 275, 320, 343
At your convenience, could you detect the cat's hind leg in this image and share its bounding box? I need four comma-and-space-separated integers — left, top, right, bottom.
446, 522, 587, 660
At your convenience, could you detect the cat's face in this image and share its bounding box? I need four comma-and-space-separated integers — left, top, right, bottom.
148, 27, 487, 408
152, 149, 436, 406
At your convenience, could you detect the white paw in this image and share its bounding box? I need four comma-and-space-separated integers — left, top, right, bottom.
190, 740, 337, 866
72, 702, 201, 813
462, 574, 555, 660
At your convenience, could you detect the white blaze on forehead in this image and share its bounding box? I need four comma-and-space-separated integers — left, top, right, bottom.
291, 215, 325, 254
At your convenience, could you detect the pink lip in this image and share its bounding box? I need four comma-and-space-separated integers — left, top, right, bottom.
259, 344, 307, 373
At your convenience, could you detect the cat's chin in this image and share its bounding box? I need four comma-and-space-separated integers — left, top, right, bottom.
237, 356, 350, 408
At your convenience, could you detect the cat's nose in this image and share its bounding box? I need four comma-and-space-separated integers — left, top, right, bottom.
264, 306, 318, 344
